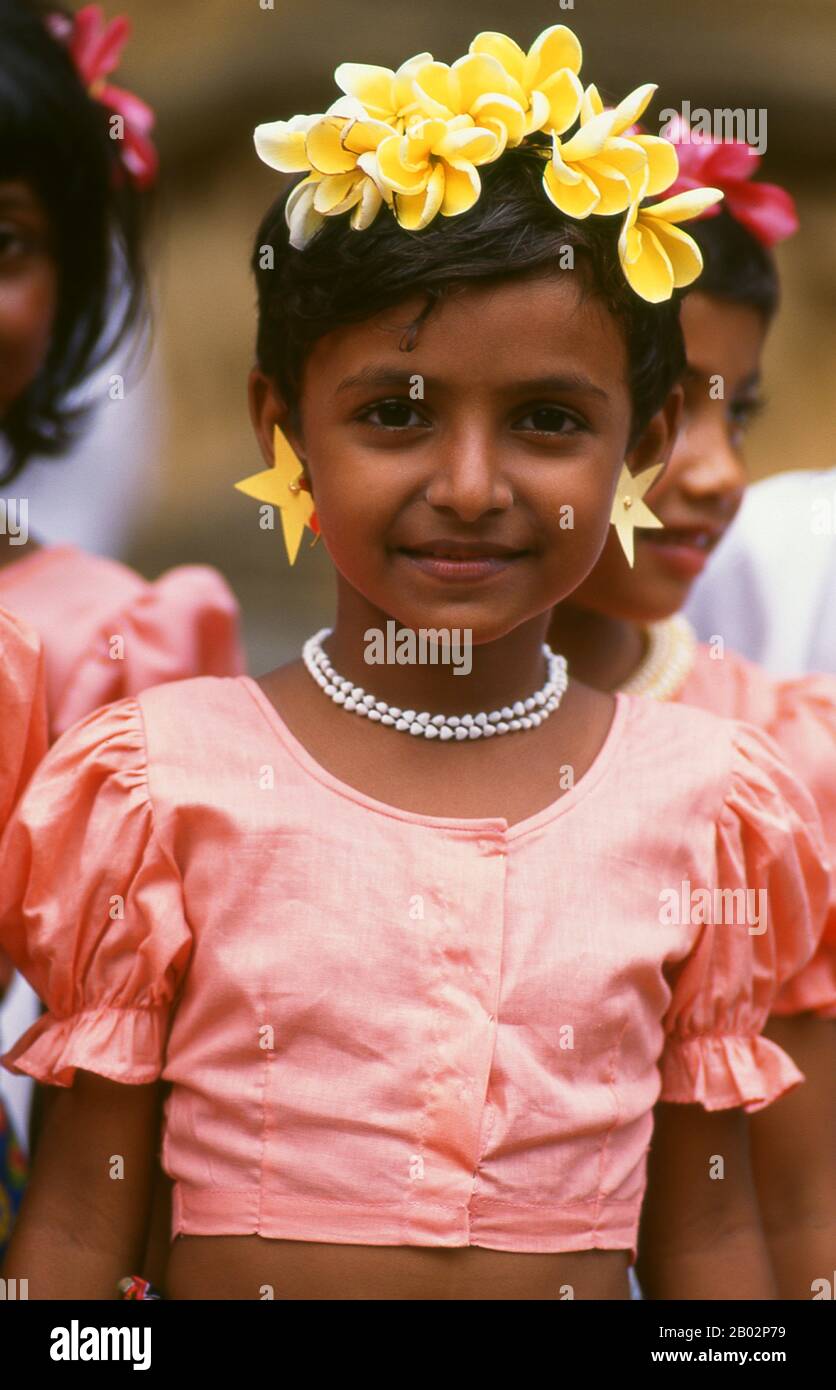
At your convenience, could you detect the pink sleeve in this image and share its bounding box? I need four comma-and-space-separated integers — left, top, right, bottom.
763, 676, 836, 1019
0, 698, 193, 1086
659, 720, 830, 1113
52, 565, 246, 737
0, 607, 48, 994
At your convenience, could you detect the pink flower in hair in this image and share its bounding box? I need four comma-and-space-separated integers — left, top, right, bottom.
659, 113, 797, 248
47, 4, 158, 190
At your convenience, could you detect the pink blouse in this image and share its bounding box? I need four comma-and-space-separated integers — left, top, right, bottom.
0, 608, 48, 996
673, 643, 836, 1019
0, 677, 828, 1258
0, 606, 47, 828
0, 545, 246, 740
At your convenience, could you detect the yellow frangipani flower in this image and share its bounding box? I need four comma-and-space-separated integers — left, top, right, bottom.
375, 116, 503, 230
282, 168, 389, 250
580, 83, 679, 200
468, 25, 584, 136
253, 111, 324, 172
334, 52, 434, 127
543, 106, 647, 219
544, 82, 675, 219
255, 98, 396, 248
618, 178, 725, 302
408, 52, 529, 153
251, 23, 722, 306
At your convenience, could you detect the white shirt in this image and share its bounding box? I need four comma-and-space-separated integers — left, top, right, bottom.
685, 468, 836, 676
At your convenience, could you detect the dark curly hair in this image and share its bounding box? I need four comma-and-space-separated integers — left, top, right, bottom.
0, 0, 150, 482
252, 142, 687, 454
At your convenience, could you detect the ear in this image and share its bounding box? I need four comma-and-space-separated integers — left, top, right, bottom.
247, 368, 307, 472
624, 383, 684, 480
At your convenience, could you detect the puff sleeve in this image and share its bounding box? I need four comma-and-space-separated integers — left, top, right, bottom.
659, 720, 830, 1113
0, 697, 193, 1086
52, 565, 246, 738
763, 675, 836, 1019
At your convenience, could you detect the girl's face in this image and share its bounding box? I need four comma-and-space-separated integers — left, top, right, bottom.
565, 292, 769, 624
250, 272, 679, 646
0, 180, 57, 416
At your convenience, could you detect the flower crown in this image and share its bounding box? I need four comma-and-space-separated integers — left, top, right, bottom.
254, 24, 724, 304
46, 4, 158, 190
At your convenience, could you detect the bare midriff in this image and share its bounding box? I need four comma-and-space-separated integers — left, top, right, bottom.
163, 1235, 631, 1300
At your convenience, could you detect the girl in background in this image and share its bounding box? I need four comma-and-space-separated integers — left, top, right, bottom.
0, 0, 245, 1256
0, 0, 245, 736
548, 126, 836, 1297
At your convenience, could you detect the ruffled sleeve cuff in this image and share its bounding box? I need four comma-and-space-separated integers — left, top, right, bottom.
659, 1033, 805, 1114
1, 1004, 171, 1088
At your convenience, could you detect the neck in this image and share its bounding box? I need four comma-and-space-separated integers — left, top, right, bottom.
323, 590, 556, 716
547, 604, 647, 693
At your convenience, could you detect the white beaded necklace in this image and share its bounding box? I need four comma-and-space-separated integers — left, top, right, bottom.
619, 613, 697, 700
302, 627, 569, 740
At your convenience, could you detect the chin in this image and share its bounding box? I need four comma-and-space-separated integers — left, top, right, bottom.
634, 584, 690, 624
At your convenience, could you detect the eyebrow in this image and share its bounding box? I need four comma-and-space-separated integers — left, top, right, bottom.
336, 365, 610, 401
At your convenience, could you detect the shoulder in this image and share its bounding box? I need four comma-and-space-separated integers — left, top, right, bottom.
135, 674, 266, 775
617, 689, 741, 778
616, 691, 825, 834
0, 544, 145, 611
137, 672, 254, 725
1, 544, 240, 630
679, 643, 780, 722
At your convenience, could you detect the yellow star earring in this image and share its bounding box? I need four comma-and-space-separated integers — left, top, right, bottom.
609, 461, 665, 567
235, 425, 320, 565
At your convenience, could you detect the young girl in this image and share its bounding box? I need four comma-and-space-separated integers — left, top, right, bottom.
0, 0, 245, 737
547, 128, 836, 1297
0, 0, 245, 1259
0, 604, 46, 1255
0, 25, 829, 1301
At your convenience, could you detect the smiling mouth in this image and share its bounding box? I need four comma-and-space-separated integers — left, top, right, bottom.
639, 527, 722, 551
398, 541, 529, 560
397, 542, 529, 581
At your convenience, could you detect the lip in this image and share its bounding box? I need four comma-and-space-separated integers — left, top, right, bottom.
638, 525, 724, 579
397, 538, 529, 583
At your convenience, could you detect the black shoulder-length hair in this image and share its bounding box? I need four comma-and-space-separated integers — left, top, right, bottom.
0, 0, 150, 482
252, 142, 687, 455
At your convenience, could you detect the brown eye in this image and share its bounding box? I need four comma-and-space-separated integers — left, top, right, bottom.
359, 399, 427, 430
728, 397, 765, 430
0, 226, 29, 261
514, 406, 582, 435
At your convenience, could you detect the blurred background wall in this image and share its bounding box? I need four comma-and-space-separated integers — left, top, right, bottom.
42, 0, 836, 670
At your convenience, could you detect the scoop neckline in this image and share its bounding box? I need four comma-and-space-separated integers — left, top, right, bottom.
238, 672, 628, 840
0, 542, 80, 585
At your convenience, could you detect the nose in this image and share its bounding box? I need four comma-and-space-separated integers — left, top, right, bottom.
424, 424, 514, 521
672, 409, 747, 514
